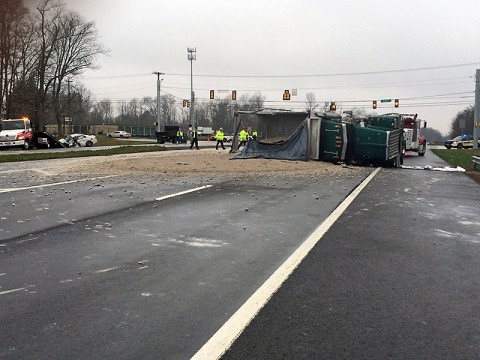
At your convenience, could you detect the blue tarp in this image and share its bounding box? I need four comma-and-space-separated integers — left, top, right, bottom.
232, 119, 308, 161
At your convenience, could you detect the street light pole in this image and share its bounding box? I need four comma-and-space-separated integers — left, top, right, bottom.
153, 71, 164, 132
187, 47, 196, 128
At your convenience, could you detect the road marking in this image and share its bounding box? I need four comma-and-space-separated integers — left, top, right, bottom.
94, 266, 119, 273
0, 287, 26, 296
191, 167, 381, 360
155, 185, 212, 201
0, 175, 119, 194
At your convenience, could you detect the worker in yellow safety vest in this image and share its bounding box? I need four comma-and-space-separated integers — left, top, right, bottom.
176, 129, 184, 144
252, 130, 258, 141
215, 128, 226, 150
239, 128, 248, 147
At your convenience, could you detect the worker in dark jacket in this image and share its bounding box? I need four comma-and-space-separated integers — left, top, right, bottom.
190, 126, 199, 150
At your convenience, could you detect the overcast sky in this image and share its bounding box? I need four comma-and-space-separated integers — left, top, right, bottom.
30, 0, 480, 134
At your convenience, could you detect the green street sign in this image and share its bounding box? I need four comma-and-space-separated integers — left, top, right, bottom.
380, 99, 392, 103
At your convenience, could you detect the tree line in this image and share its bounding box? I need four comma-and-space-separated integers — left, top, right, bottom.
0, 0, 109, 135
0, 0, 269, 135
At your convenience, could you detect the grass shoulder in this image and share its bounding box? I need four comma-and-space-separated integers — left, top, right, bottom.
0, 145, 166, 163
431, 148, 480, 183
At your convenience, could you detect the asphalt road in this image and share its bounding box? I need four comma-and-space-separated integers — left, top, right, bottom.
222, 150, 480, 359
0, 152, 370, 359
1, 149, 478, 359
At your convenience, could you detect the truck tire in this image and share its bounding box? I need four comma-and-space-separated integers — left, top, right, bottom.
86, 140, 93, 147
22, 140, 30, 150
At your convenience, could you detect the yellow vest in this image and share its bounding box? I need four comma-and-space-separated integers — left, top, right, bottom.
240, 130, 248, 141
216, 130, 224, 140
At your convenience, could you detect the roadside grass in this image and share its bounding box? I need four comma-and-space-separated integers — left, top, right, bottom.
0, 145, 166, 163
431, 148, 480, 183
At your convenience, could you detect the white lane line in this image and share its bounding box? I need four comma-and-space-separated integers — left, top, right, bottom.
94, 266, 119, 273
155, 185, 212, 201
0, 175, 119, 194
191, 167, 381, 360
0, 287, 26, 296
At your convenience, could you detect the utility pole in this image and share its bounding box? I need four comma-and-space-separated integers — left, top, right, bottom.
187, 47, 196, 129
474, 69, 479, 149
153, 72, 164, 132
66, 78, 72, 134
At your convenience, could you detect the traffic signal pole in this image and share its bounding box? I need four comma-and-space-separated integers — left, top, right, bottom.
474, 69, 479, 149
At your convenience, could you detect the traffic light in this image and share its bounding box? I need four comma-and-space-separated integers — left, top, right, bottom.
187, 100, 190, 107
394, 99, 399, 108
210, 90, 214, 99
330, 102, 336, 111
372, 100, 377, 109
232, 90, 237, 101
283, 90, 290, 100
183, 99, 187, 107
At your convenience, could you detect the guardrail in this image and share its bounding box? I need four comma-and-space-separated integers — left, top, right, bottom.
473, 155, 480, 170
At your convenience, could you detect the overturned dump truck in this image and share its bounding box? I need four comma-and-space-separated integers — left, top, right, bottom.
233, 111, 404, 167
319, 114, 403, 167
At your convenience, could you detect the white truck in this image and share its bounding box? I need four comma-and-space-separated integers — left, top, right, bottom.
401, 113, 427, 156
384, 113, 427, 156
0, 118, 61, 150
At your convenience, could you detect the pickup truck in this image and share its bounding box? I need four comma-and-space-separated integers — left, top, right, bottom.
155, 125, 187, 144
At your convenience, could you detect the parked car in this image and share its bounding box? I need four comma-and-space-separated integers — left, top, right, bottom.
444, 135, 480, 149
107, 130, 132, 138
59, 133, 97, 147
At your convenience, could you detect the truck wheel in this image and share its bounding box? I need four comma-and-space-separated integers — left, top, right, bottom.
22, 140, 30, 150
86, 140, 93, 147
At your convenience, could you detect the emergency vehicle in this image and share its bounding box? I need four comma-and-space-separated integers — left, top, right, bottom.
0, 118, 61, 149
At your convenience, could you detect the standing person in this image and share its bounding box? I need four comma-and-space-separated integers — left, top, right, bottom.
190, 126, 199, 150
252, 130, 258, 141
176, 129, 184, 144
239, 128, 248, 147
215, 127, 226, 150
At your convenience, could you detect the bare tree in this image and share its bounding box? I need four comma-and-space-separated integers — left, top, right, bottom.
0, 0, 29, 117
51, 9, 108, 133
161, 94, 178, 124
304, 92, 318, 113
91, 98, 113, 124
239, 92, 265, 111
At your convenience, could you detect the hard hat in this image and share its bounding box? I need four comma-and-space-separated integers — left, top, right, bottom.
220, 127, 223, 130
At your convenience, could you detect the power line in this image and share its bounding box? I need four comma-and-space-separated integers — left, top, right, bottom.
82, 62, 480, 80
164, 62, 480, 78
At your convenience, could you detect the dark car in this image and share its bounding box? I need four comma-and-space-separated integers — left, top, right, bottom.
444, 135, 480, 149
